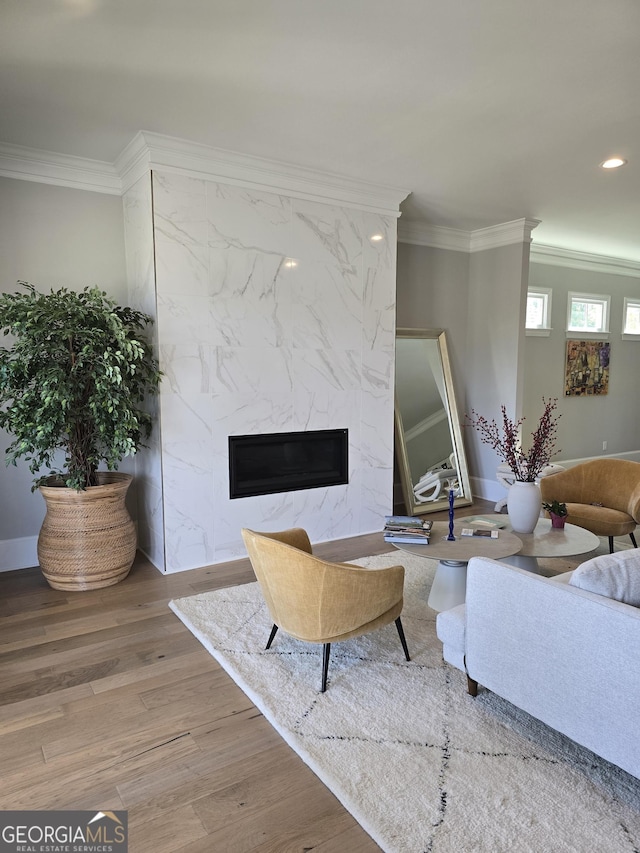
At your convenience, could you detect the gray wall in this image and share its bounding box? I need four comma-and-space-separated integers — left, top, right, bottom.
396, 243, 470, 401
397, 240, 530, 495
407, 418, 453, 479
465, 243, 529, 484
0, 177, 127, 550
525, 262, 640, 462
396, 242, 640, 502
3, 180, 638, 558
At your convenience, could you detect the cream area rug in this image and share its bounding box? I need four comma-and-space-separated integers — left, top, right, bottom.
169, 553, 640, 853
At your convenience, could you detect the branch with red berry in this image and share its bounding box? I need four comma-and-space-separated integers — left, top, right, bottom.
466, 398, 561, 482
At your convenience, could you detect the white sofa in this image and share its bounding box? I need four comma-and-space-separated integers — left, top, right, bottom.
436, 554, 640, 780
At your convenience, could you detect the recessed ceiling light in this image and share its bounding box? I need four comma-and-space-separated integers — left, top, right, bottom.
370, 234, 384, 242
600, 157, 627, 169
284, 258, 298, 268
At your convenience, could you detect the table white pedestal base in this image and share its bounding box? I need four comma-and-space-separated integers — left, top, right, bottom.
500, 553, 540, 572
427, 560, 468, 612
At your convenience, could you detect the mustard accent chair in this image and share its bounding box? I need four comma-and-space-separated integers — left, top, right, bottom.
540, 459, 640, 553
241, 527, 410, 692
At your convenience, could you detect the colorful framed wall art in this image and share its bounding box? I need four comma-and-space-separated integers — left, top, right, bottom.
564, 339, 610, 396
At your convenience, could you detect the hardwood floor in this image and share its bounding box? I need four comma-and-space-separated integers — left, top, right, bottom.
0, 500, 494, 852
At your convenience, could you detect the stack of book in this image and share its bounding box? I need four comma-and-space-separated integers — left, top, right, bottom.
383, 515, 433, 544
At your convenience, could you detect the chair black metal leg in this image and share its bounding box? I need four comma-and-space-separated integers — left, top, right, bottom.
321, 643, 331, 692
631, 532, 638, 549
395, 617, 411, 661
608, 536, 615, 554
265, 623, 278, 650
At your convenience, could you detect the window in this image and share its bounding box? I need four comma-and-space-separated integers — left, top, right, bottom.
623, 298, 640, 336
526, 288, 552, 334
567, 292, 610, 335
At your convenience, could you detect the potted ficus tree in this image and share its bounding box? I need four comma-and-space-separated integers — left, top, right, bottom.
0, 282, 161, 590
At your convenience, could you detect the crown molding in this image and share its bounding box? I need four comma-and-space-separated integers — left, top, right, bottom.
398, 217, 541, 252
117, 131, 410, 216
0, 142, 121, 194
114, 133, 150, 194
2, 138, 638, 274
530, 243, 640, 278
469, 218, 541, 251
404, 408, 448, 442
399, 218, 640, 273
0, 133, 410, 216
396, 220, 471, 251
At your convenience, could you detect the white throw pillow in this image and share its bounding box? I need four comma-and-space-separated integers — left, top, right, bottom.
569, 550, 640, 606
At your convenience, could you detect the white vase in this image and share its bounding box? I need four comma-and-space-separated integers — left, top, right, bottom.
507, 481, 542, 533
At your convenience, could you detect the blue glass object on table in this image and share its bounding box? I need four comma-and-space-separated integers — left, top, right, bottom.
447, 488, 456, 540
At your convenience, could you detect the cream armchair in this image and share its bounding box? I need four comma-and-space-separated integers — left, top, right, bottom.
540, 458, 640, 553
241, 527, 410, 691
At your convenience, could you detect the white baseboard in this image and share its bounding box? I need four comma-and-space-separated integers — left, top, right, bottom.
470, 476, 505, 503
0, 536, 38, 572
3, 452, 639, 574
555, 450, 640, 467
0, 537, 168, 576
0, 520, 142, 574
472, 451, 640, 505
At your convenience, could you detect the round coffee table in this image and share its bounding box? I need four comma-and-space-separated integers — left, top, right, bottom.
391, 520, 523, 612
484, 514, 600, 573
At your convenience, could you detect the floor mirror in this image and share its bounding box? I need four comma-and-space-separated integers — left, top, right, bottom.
394, 328, 472, 516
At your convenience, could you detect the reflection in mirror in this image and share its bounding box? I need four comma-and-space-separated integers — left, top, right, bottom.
394, 329, 472, 516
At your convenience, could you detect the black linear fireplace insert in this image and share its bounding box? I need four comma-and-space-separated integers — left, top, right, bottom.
229, 429, 349, 499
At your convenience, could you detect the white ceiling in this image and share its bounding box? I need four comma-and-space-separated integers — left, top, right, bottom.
1, 0, 639, 261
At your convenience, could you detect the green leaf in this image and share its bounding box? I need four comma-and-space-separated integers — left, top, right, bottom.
0, 282, 162, 489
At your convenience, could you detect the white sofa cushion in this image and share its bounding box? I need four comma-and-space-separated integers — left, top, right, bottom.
436, 603, 467, 672
569, 549, 640, 606
463, 556, 640, 781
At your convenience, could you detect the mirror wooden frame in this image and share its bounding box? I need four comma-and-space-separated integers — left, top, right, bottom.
394, 328, 472, 516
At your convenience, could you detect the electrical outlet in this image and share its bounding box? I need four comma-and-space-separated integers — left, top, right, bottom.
602, 440, 608, 451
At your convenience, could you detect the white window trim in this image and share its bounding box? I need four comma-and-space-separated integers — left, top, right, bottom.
526, 328, 552, 337
566, 291, 610, 336
622, 297, 640, 340
526, 287, 552, 336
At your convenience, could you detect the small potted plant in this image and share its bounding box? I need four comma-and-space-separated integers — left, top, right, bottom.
0, 282, 161, 590
542, 500, 568, 529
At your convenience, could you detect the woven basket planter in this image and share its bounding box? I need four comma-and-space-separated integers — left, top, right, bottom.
37, 472, 136, 591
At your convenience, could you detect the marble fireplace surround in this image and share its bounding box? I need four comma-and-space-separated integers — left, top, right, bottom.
122, 132, 409, 574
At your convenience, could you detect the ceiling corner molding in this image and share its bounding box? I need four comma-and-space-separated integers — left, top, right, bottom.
0, 142, 121, 194
398, 217, 541, 252
469, 218, 541, 252
114, 131, 152, 194
396, 220, 471, 251
118, 131, 410, 216
530, 244, 640, 277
